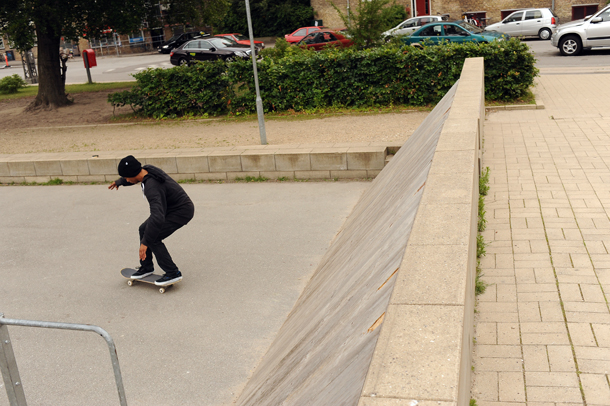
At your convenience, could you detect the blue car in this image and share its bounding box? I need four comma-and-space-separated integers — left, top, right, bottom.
401, 21, 509, 46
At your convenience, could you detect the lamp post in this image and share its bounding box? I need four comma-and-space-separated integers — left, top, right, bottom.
244, 0, 267, 145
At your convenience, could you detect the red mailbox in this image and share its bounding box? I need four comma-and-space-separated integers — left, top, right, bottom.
82, 49, 97, 68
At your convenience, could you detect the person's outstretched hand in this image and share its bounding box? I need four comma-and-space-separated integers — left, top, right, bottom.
139, 244, 147, 260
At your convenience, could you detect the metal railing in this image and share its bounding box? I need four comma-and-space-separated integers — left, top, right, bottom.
0, 313, 127, 406
89, 33, 166, 56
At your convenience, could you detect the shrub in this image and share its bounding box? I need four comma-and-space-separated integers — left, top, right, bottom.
0, 74, 27, 94
108, 61, 230, 119
109, 38, 538, 117
332, 0, 406, 49
259, 37, 310, 60
382, 4, 409, 32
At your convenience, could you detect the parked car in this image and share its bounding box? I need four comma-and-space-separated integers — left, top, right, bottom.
214, 33, 265, 49
382, 15, 443, 39
551, 5, 610, 56
296, 30, 354, 50
485, 8, 557, 40
158, 31, 208, 54
285, 26, 329, 43
169, 37, 256, 66
401, 21, 508, 46
336, 28, 351, 37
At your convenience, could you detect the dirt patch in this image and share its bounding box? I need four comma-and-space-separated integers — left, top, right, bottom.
0, 91, 134, 129
0, 91, 430, 154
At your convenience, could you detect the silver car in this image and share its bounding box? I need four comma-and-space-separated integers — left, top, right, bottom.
382, 16, 443, 39
486, 8, 558, 40
551, 5, 610, 56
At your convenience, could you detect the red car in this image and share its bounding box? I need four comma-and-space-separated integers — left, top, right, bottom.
284, 26, 329, 43
214, 33, 265, 49
297, 30, 353, 51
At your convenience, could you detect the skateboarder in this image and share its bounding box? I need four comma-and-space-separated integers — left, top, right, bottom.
109, 155, 195, 286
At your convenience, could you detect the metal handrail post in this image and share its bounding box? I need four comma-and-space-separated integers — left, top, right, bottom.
0, 314, 127, 406
0, 315, 26, 406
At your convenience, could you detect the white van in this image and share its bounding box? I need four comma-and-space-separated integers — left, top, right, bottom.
486, 8, 558, 40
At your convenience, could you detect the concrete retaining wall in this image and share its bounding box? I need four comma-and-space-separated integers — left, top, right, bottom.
0, 143, 402, 184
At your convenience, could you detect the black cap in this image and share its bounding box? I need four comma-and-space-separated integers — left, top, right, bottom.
118, 155, 142, 178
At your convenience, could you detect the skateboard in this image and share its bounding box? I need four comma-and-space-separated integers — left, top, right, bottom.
120, 268, 180, 294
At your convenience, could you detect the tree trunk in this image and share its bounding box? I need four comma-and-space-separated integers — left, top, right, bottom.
28, 26, 70, 110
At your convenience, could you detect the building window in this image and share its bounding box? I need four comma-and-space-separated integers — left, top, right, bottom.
572, 4, 598, 20
0, 37, 4, 50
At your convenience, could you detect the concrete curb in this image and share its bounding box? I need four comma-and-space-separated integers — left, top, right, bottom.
0, 142, 404, 184
485, 101, 544, 111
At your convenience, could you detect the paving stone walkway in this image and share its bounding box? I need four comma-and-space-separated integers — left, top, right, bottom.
472, 74, 610, 406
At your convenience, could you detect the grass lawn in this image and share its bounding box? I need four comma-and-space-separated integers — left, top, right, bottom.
0, 82, 134, 101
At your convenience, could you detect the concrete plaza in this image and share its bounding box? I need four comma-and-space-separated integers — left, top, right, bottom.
472, 72, 610, 405
0, 181, 368, 406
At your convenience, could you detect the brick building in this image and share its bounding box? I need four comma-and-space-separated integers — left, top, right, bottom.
311, 0, 608, 29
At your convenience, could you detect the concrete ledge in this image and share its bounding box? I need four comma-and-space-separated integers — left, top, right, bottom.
0, 143, 394, 184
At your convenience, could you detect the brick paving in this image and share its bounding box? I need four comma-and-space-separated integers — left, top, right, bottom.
472, 74, 610, 406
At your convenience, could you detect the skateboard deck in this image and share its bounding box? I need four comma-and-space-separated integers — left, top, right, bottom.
120, 268, 180, 293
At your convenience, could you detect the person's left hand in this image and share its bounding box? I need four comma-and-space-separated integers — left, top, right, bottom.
139, 244, 147, 260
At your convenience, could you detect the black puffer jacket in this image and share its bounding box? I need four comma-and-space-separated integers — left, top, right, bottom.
116, 165, 194, 245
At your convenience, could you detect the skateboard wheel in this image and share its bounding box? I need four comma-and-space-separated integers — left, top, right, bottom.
159, 288, 165, 294
127, 280, 133, 286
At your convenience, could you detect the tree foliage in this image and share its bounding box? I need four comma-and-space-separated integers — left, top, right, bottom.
157, 0, 230, 29
0, 0, 155, 108
331, 0, 407, 48
218, 0, 314, 37
0, 0, 152, 52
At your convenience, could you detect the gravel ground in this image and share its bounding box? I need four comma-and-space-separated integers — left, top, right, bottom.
0, 91, 429, 154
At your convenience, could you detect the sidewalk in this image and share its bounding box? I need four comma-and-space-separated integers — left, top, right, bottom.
472, 74, 610, 405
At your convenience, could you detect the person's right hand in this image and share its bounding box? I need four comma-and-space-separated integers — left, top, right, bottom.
108, 182, 119, 190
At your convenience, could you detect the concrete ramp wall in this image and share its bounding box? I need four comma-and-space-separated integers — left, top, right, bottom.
237, 58, 484, 406
236, 58, 483, 406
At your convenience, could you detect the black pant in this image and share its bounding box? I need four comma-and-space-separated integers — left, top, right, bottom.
139, 219, 184, 274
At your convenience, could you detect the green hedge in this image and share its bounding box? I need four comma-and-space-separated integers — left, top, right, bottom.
109, 38, 537, 118
109, 61, 229, 119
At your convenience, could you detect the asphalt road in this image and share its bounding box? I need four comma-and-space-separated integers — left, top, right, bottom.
523, 37, 610, 70
0, 53, 172, 84
0, 181, 369, 406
